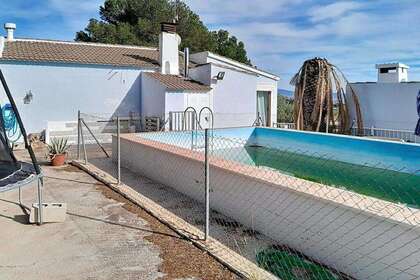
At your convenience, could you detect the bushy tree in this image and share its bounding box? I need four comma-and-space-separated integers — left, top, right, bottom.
76, 0, 250, 64
277, 95, 294, 123
210, 30, 250, 64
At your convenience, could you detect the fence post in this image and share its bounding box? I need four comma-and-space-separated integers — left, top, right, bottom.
80, 118, 87, 164
204, 128, 210, 241
117, 116, 121, 185
37, 176, 43, 225
169, 112, 173, 131
77, 110, 80, 160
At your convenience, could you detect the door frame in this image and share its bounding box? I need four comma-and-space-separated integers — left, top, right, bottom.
256, 90, 271, 126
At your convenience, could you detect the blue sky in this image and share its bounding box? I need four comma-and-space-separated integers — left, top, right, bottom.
1, 0, 420, 89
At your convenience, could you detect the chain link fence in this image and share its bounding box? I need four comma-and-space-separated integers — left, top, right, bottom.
350, 127, 420, 143
75, 113, 420, 280
273, 123, 420, 144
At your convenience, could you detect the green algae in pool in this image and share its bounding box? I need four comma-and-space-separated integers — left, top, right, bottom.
212, 145, 420, 208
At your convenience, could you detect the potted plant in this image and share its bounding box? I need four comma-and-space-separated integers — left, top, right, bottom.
47, 137, 69, 166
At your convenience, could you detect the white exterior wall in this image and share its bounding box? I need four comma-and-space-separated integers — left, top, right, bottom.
142, 72, 214, 128
141, 73, 166, 118
189, 53, 279, 128
348, 83, 420, 130
0, 61, 144, 135
210, 65, 258, 128
165, 90, 213, 129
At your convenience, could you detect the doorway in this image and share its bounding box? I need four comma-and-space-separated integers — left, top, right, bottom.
257, 91, 271, 126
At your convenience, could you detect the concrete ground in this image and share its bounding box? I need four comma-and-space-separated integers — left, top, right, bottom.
0, 160, 237, 280
89, 157, 274, 264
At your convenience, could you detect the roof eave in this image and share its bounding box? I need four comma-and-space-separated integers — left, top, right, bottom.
0, 57, 159, 69
167, 88, 211, 92
195, 51, 280, 81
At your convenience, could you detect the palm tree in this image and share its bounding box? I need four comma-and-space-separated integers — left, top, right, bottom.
290, 58, 363, 134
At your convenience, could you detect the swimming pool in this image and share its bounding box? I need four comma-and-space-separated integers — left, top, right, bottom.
140, 127, 420, 207
118, 127, 420, 279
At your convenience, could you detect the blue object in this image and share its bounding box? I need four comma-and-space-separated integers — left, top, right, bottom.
1, 103, 21, 142
415, 90, 420, 136
138, 127, 420, 174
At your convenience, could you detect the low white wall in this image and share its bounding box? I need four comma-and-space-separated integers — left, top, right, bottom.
114, 135, 420, 280
348, 82, 420, 131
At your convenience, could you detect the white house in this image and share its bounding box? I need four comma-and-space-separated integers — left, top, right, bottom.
347, 63, 419, 132
0, 22, 279, 142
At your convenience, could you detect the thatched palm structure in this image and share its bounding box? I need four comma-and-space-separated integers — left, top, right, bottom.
290, 58, 363, 134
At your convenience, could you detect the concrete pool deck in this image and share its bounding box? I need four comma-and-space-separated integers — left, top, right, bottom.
0, 160, 238, 280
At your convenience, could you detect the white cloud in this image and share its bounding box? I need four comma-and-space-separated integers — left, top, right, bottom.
308, 1, 364, 23
5, 0, 420, 88
185, 0, 303, 25
202, 1, 420, 89
48, 0, 103, 31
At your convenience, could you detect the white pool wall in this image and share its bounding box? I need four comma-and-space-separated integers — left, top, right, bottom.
113, 134, 420, 280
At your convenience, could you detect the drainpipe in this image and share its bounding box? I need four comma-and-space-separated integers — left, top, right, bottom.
184, 47, 189, 78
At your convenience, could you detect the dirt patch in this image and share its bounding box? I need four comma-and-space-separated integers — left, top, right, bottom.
97, 184, 239, 280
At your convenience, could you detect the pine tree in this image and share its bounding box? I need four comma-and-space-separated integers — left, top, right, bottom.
75, 0, 251, 64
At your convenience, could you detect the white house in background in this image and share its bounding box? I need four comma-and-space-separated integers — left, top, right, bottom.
0, 22, 279, 142
347, 63, 419, 131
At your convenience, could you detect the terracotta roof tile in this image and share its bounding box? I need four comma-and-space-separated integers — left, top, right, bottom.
146, 72, 211, 92
1, 40, 161, 68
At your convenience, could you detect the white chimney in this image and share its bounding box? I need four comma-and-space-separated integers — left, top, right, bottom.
4, 23, 16, 41
159, 23, 181, 75
376, 63, 409, 83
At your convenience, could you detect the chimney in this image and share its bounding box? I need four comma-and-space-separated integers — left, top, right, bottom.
159, 22, 181, 75
184, 47, 189, 78
376, 63, 409, 83
4, 23, 16, 41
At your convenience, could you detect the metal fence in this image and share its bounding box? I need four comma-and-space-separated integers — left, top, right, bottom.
350, 127, 420, 143
75, 112, 141, 183
75, 112, 420, 279
273, 123, 420, 144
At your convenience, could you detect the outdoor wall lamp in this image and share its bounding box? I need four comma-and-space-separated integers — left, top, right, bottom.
216, 71, 225, 80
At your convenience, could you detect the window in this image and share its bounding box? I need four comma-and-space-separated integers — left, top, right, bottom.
380, 67, 397, 74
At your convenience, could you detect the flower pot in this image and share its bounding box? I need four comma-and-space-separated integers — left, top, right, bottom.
51, 154, 66, 166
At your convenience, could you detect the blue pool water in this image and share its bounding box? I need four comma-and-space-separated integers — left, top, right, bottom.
248, 128, 420, 174
138, 127, 420, 207
140, 127, 420, 173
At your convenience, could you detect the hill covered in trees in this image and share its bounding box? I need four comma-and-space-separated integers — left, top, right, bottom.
75, 0, 250, 64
